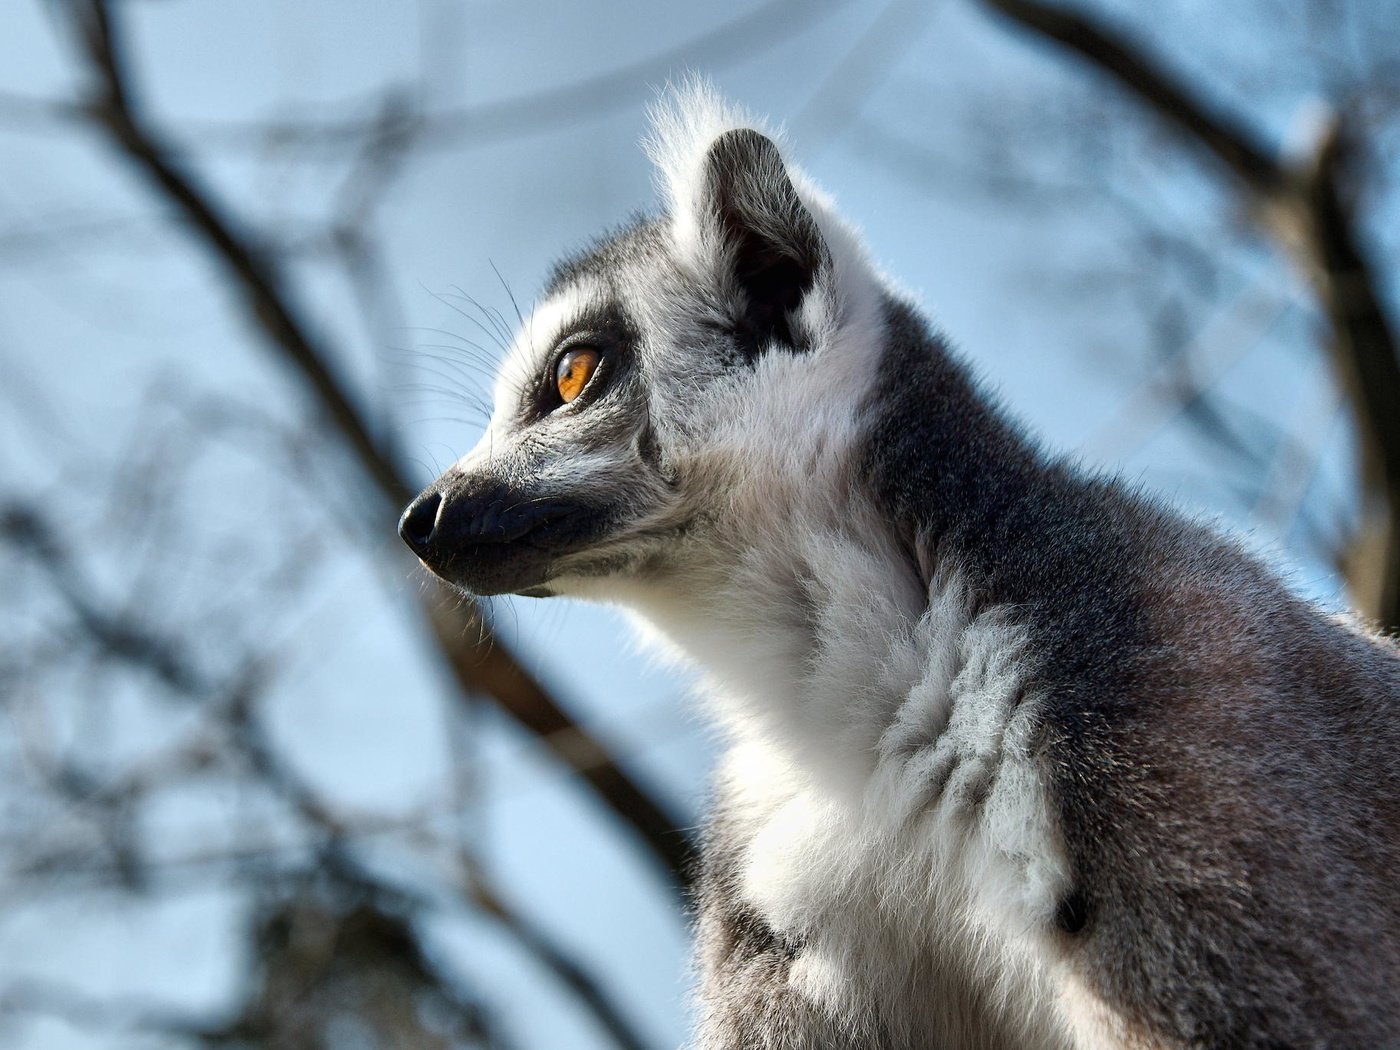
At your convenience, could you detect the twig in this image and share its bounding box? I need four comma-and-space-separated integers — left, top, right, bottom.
55, 0, 696, 882
979, 0, 1400, 629
0, 978, 222, 1041
1, 495, 661, 1050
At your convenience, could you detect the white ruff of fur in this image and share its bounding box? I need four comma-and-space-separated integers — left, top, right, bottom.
624, 487, 1073, 1042
603, 333, 1071, 1042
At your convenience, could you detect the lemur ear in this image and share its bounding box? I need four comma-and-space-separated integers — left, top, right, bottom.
700, 129, 829, 355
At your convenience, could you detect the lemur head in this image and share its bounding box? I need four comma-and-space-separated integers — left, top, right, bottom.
400, 86, 885, 598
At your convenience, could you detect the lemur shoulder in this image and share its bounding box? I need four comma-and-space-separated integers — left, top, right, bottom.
400, 86, 1400, 1049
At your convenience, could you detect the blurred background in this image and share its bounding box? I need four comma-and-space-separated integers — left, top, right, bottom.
0, 1, 1396, 1047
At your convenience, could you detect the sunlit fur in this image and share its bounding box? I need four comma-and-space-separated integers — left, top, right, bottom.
427, 83, 1400, 1049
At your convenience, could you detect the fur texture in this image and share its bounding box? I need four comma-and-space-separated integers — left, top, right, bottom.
401, 84, 1400, 1049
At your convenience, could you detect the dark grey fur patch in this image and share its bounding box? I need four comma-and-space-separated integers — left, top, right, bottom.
861, 294, 1400, 1047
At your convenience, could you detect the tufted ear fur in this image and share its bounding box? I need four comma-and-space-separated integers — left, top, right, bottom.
648, 82, 886, 359
648, 84, 833, 356
696, 128, 830, 355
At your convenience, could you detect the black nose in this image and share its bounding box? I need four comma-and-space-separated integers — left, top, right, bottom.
399, 489, 442, 552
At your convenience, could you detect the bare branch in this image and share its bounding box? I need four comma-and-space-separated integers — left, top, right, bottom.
8, 0, 846, 156
54, 0, 695, 882
0, 502, 203, 695
65, 0, 403, 505
1, 496, 660, 1050
464, 860, 656, 1050
182, 0, 845, 155
979, 0, 1282, 192
0, 977, 222, 1042
1078, 284, 1291, 461
979, 0, 1400, 629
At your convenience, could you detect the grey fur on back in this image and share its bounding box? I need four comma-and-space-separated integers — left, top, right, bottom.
400, 85, 1400, 1049
863, 298, 1400, 1047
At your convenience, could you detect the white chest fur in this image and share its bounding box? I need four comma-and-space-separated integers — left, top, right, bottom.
635, 549, 1077, 1048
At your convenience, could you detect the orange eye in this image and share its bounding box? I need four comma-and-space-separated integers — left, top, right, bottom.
555, 347, 600, 404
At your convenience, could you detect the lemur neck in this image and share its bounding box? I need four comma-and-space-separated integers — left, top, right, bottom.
631, 297, 1053, 797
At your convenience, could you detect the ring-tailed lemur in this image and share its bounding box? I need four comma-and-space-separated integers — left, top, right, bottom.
400, 85, 1400, 1049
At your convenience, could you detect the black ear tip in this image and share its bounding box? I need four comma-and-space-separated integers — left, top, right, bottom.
712, 126, 777, 152
707, 127, 784, 172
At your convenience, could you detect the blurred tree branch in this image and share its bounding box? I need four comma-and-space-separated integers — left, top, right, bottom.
979, 0, 1400, 629
0, 977, 229, 1044
54, 0, 697, 886
0, 495, 658, 1050
9, 0, 844, 153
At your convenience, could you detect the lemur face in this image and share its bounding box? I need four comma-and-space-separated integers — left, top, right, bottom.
398, 239, 683, 597
400, 90, 877, 596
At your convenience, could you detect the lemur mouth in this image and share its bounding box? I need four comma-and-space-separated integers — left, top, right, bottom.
398, 483, 611, 596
